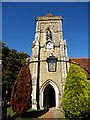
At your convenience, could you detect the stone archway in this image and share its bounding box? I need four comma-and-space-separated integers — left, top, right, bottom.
39, 80, 60, 109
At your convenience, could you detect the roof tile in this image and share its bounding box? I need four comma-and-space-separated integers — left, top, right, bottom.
69, 58, 90, 79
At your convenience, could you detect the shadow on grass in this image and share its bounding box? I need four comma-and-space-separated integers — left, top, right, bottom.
7, 114, 17, 120
22, 108, 49, 118
87, 110, 90, 120
7, 108, 49, 120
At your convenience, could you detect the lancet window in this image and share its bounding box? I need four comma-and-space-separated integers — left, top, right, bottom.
46, 28, 52, 41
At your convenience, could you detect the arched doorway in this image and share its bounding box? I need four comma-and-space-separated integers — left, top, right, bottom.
44, 84, 55, 108
39, 79, 60, 109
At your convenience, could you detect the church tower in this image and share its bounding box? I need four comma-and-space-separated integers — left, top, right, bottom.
30, 13, 69, 110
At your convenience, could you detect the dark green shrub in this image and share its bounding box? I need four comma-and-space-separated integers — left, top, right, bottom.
61, 63, 89, 120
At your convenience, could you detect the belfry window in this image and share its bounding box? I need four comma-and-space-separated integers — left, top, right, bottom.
46, 28, 52, 41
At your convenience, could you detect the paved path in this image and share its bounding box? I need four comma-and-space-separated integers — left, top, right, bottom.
39, 107, 65, 118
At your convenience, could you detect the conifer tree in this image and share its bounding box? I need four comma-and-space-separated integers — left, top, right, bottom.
10, 61, 32, 116
61, 63, 90, 119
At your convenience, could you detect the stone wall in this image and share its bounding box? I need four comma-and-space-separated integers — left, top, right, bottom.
30, 15, 69, 109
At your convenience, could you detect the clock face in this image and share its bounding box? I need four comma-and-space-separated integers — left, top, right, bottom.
46, 41, 53, 49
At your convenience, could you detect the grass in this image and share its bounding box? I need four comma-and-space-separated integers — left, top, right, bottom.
27, 109, 37, 113
7, 103, 37, 120
7, 102, 16, 119
7, 106, 15, 117
7, 107, 39, 120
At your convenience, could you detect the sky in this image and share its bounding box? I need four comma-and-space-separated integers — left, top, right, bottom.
2, 2, 88, 58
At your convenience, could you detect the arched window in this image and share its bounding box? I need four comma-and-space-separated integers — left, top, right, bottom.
46, 28, 52, 41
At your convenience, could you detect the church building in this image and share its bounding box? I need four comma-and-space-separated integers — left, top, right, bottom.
29, 13, 69, 110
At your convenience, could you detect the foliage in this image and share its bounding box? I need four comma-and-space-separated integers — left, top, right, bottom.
2, 42, 29, 101
10, 62, 32, 116
7, 106, 15, 118
87, 83, 90, 113
61, 63, 89, 120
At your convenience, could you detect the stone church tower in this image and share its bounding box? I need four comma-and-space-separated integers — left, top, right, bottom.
29, 13, 69, 110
